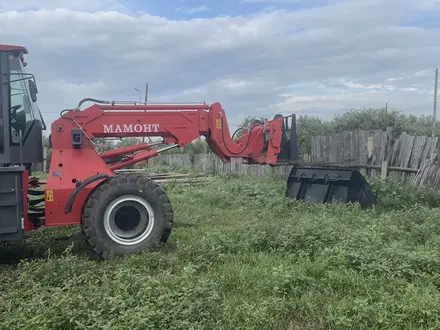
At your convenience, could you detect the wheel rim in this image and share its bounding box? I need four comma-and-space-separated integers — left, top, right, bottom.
103, 195, 155, 246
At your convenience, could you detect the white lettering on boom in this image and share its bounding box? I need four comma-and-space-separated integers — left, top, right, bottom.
103, 124, 160, 134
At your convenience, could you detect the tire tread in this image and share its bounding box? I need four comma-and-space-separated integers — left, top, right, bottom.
81, 173, 174, 257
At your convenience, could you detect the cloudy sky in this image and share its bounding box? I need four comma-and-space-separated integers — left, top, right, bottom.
0, 0, 439, 129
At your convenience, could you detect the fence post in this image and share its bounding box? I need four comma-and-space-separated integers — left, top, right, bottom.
381, 160, 388, 180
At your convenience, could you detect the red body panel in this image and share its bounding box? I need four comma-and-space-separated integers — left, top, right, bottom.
45, 133, 112, 226
44, 101, 284, 227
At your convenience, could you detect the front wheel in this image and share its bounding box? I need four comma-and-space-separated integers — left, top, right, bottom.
81, 173, 173, 257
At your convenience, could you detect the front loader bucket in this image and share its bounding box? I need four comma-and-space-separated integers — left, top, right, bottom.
285, 167, 376, 208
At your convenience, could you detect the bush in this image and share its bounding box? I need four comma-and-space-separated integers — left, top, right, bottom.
371, 179, 440, 210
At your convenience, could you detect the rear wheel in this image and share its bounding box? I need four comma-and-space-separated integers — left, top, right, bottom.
81, 173, 173, 257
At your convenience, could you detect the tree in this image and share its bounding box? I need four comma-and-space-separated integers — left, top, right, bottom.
330, 107, 436, 138
296, 115, 333, 154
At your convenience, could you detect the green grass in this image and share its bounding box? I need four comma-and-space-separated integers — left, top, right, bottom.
1, 173, 440, 329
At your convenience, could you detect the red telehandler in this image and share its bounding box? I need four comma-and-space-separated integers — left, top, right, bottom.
0, 44, 375, 257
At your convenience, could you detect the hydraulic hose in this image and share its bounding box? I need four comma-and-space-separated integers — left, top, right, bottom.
220, 115, 257, 155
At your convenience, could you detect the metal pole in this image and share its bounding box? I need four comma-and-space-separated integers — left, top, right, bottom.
134, 88, 142, 103
143, 83, 149, 143
431, 68, 438, 162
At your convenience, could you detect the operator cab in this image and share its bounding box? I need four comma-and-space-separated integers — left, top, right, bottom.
0, 44, 45, 168
0, 44, 46, 242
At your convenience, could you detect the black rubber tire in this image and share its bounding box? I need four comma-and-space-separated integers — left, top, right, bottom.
81, 173, 173, 257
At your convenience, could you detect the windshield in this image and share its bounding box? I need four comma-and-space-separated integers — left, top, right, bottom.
8, 54, 45, 144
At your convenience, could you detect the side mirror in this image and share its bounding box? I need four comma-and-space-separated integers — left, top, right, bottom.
28, 79, 38, 102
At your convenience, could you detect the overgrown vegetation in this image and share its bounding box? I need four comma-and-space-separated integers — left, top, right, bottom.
1, 173, 440, 329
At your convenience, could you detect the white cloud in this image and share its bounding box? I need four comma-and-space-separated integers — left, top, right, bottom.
214, 79, 254, 89
176, 6, 210, 15
0, 0, 438, 129
414, 70, 434, 78
343, 81, 392, 90
385, 77, 402, 82
400, 87, 419, 92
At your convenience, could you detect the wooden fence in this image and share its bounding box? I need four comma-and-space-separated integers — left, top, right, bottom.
145, 153, 295, 179
310, 128, 439, 181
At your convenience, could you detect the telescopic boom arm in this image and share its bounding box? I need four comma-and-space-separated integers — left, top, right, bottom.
52, 100, 295, 166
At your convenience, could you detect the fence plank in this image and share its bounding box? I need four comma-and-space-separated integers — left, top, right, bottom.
391, 135, 401, 167
371, 130, 382, 178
